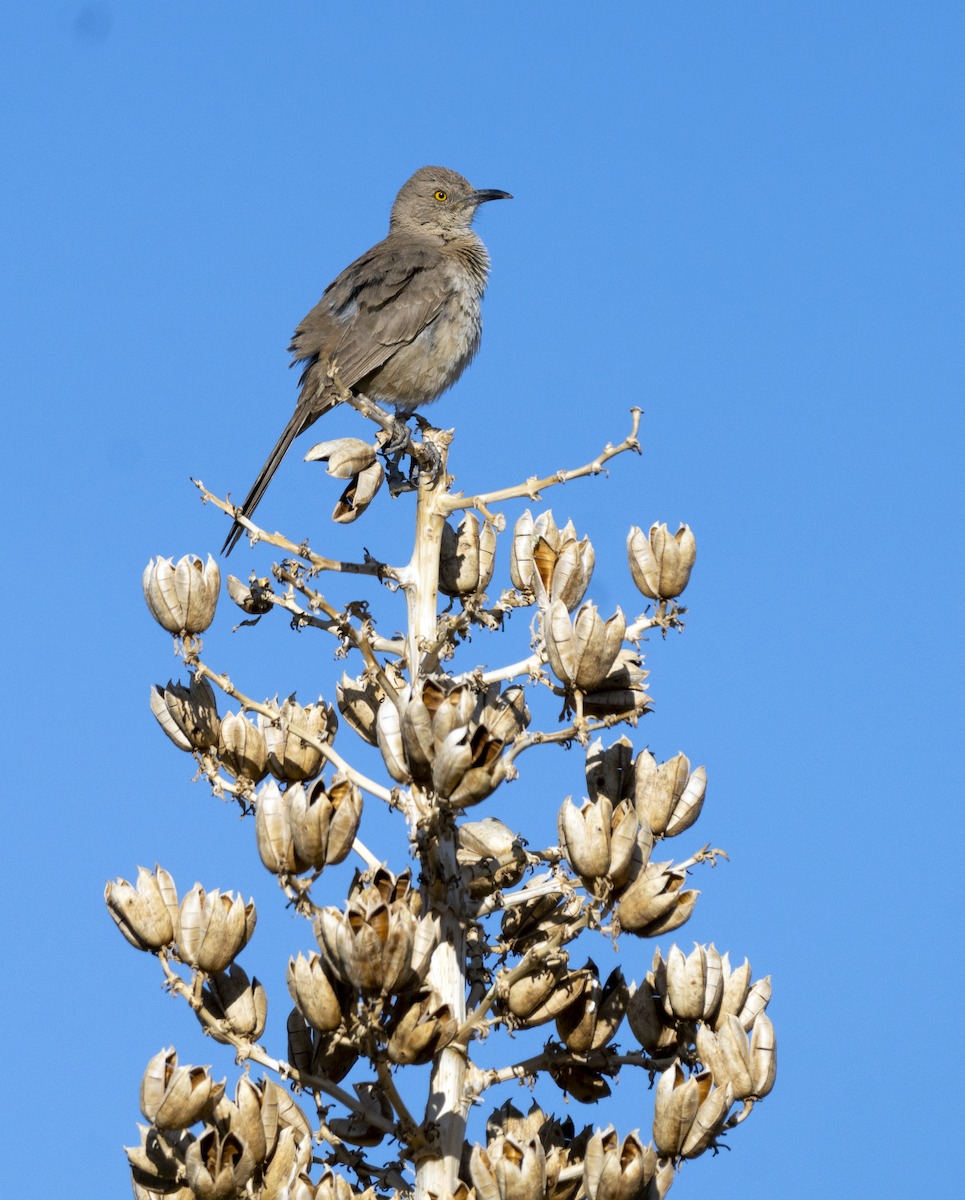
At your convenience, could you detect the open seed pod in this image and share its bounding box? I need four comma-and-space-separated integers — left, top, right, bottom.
143, 553, 220, 634
616, 860, 698, 938
202, 963, 267, 1043
286, 1008, 359, 1084
336, 671, 384, 746
263, 695, 337, 783
635, 750, 707, 838
555, 963, 629, 1053
140, 1047, 225, 1131
105, 864, 179, 952
288, 776, 363, 869
327, 1083, 393, 1147
386, 989, 459, 1065
177, 883, 255, 973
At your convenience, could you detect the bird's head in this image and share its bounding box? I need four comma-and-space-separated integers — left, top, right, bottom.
389, 166, 512, 239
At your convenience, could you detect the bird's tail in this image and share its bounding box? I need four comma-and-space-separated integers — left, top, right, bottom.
221, 403, 326, 556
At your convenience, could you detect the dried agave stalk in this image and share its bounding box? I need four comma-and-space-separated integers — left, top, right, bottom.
115, 406, 776, 1200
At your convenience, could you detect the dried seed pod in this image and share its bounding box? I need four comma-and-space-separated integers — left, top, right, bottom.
336, 671, 383, 746
471, 1134, 547, 1200
105, 864, 178, 952
457, 818, 526, 897
304, 438, 378, 479
440, 512, 497, 597
627, 979, 679, 1060
327, 1083, 393, 1147
516, 964, 589, 1029
617, 861, 698, 938
177, 883, 255, 972
289, 776, 363, 869
376, 690, 412, 784
203, 964, 267, 1043
255, 779, 309, 875
286, 952, 344, 1033
510, 509, 594, 610
286, 1008, 359, 1083
263, 695, 337, 783
544, 601, 626, 692
627, 523, 696, 601
635, 751, 706, 838
697, 1013, 776, 1100
557, 795, 639, 894
679, 1072, 733, 1159
506, 958, 571, 1022
652, 1063, 700, 1158
313, 888, 434, 996
151, 675, 220, 751
140, 1047, 225, 1130
312, 1168, 357, 1200
738, 975, 772, 1030
233, 1077, 280, 1165
387, 990, 458, 1065
665, 943, 724, 1023
333, 460, 385, 523
583, 1126, 660, 1200
125, 1123, 193, 1192
548, 1062, 611, 1104
143, 553, 221, 634
582, 650, 652, 719
585, 736, 636, 805
226, 573, 273, 614
501, 891, 584, 956
712, 953, 752, 1031
184, 1125, 256, 1199
218, 710, 269, 783
556, 964, 629, 1053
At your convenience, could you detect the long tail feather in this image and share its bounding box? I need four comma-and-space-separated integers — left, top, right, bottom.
221, 402, 327, 555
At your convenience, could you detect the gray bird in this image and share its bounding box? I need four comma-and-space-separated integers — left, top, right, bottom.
222, 166, 512, 554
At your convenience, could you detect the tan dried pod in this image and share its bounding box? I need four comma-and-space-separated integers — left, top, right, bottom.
458, 818, 526, 897
328, 1082, 393, 1147
313, 1168, 357, 1200
501, 891, 584, 956
143, 553, 220, 634
712, 953, 752, 1031
387, 990, 458, 1065
680, 1073, 733, 1159
255, 779, 309, 875
177, 883, 255, 972
286, 951, 344, 1032
665, 943, 724, 1023
509, 509, 537, 593
635, 751, 706, 838
304, 437, 378, 479
289, 776, 363, 868
617, 861, 699, 938
131, 1179, 194, 1200
738, 976, 773, 1031
185, 1126, 256, 1200
627, 523, 696, 601
336, 671, 383, 746
582, 650, 652, 720
140, 1047, 225, 1130
226, 572, 273, 614
332, 459, 384, 523
627, 979, 678, 1059
518, 965, 589, 1029
585, 736, 636, 804
583, 1126, 658, 1200
105, 864, 178, 951
471, 1135, 546, 1200
149, 685, 193, 751
125, 1123, 190, 1190
750, 1013, 777, 1097
544, 601, 626, 692
714, 1014, 755, 1099
556, 965, 629, 1053
153, 675, 221, 750
236, 1077, 279, 1165
264, 695, 337, 783
652, 1063, 700, 1158
217, 710, 269, 783
440, 512, 483, 596
506, 958, 571, 1021
203, 963, 267, 1042
261, 1125, 299, 1200
531, 518, 595, 612
376, 688, 412, 784
549, 1062, 611, 1104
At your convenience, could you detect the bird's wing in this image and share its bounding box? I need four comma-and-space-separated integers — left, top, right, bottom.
296, 239, 448, 389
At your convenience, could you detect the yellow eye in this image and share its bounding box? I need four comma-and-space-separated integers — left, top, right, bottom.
434, 190, 448, 202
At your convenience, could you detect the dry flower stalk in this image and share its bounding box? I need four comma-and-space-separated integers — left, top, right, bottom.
115, 405, 776, 1200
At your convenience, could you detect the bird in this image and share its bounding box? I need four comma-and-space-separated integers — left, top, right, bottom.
222, 166, 512, 554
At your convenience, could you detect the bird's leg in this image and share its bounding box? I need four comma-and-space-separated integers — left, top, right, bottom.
383, 412, 415, 458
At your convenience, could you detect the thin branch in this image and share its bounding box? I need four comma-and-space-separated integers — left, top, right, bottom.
440, 408, 642, 518
473, 873, 566, 918
480, 1047, 656, 1091
503, 709, 644, 766
191, 659, 397, 805
193, 479, 400, 581
352, 838, 382, 870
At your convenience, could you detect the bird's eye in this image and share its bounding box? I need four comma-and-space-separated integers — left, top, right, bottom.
434, 190, 448, 202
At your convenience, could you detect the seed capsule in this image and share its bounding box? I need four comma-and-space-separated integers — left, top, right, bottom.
544, 601, 626, 693
627, 523, 696, 601
105, 864, 178, 952
143, 553, 220, 634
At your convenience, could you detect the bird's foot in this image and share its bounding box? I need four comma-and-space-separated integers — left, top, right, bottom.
383, 413, 414, 458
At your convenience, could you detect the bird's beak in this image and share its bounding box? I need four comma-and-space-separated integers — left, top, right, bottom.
469, 189, 513, 204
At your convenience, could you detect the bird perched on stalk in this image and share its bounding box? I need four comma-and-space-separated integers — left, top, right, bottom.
222, 166, 512, 554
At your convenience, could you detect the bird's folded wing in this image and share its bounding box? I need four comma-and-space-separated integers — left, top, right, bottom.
322, 241, 449, 388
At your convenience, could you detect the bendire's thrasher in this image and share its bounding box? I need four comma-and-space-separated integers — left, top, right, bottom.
222, 166, 512, 554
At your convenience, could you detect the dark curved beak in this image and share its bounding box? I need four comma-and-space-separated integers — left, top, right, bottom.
470, 189, 513, 204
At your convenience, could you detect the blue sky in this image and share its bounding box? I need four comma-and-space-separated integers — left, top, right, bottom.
2, 3, 963, 1197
